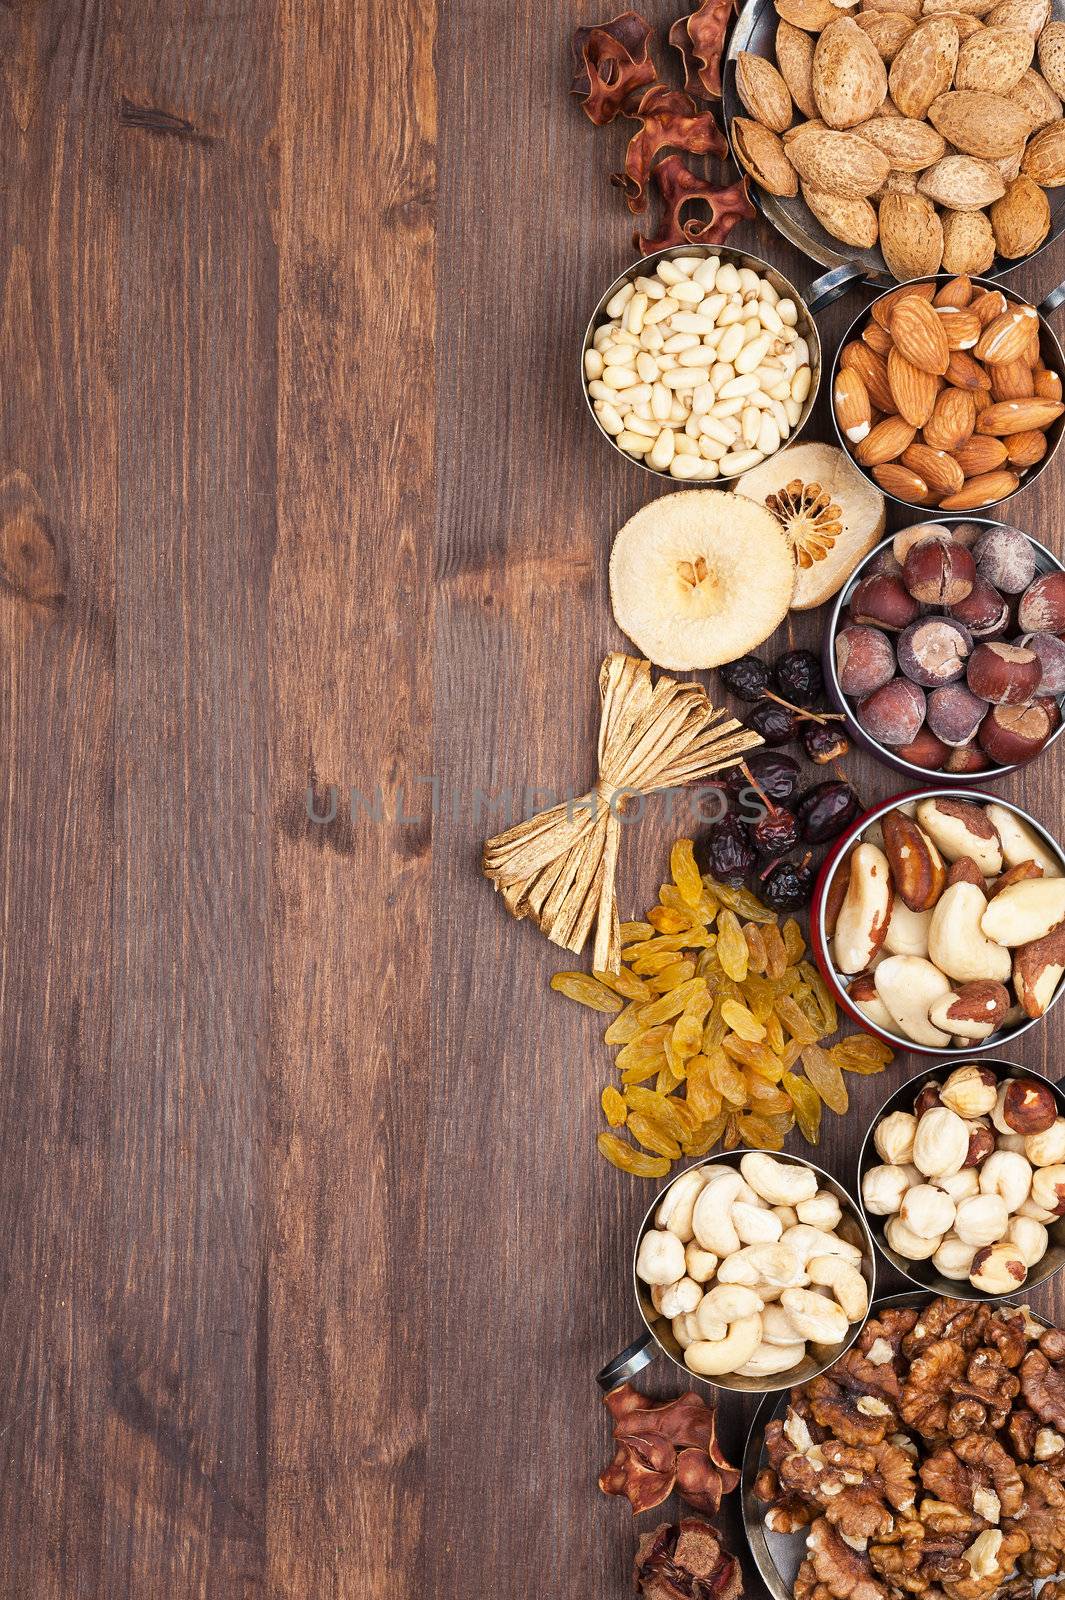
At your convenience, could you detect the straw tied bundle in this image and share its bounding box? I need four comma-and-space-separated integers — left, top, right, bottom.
482, 654, 762, 973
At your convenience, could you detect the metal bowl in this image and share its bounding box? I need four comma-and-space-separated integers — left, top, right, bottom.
823, 521, 1065, 784
597, 1149, 875, 1397
859, 1061, 1065, 1301
829, 276, 1065, 514
740, 1290, 1056, 1600
580, 242, 821, 482
723, 0, 1065, 285
809, 787, 1065, 1058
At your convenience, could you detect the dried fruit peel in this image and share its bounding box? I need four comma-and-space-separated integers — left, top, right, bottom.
552, 839, 895, 1174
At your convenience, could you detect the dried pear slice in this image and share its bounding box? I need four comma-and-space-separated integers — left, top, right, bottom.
608, 490, 794, 672
734, 441, 886, 611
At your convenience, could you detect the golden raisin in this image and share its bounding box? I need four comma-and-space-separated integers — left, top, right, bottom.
716, 909, 749, 982
597, 1132, 670, 1177
782, 1071, 822, 1145
801, 1044, 849, 1115
671, 838, 705, 908
601, 1086, 627, 1127
550, 972, 624, 1012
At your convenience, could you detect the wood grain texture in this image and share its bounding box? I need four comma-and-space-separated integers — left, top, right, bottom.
1, 0, 1065, 1596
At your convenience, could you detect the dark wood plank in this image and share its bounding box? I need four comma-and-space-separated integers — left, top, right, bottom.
0, 6, 116, 1595
266, 4, 434, 1597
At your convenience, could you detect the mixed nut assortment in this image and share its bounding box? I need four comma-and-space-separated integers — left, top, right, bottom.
586, 253, 814, 478
835, 521, 1065, 771
827, 796, 1065, 1045
833, 278, 1064, 510
731, 0, 1065, 281
863, 1067, 1064, 1292
637, 1153, 870, 1379
754, 1296, 1065, 1600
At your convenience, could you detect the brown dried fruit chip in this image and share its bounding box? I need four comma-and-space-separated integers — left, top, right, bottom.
635, 157, 755, 253
670, 0, 738, 100
571, 11, 657, 125
613, 85, 727, 213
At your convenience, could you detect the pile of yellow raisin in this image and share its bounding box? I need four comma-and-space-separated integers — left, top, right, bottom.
550, 839, 894, 1179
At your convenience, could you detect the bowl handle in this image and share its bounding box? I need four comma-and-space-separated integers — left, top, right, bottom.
597, 1330, 657, 1391
1039, 281, 1065, 319
806, 263, 868, 313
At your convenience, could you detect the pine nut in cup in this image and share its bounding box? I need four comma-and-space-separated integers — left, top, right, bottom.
582, 245, 819, 481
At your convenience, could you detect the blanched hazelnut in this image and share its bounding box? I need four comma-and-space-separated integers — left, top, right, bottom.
978, 1149, 1033, 1212
955, 1193, 1009, 1247
913, 1080, 944, 1117
1026, 1118, 1065, 1168
886, 1215, 943, 1261
937, 1168, 980, 1203
1018, 1195, 1058, 1223
970, 1240, 1028, 1295
997, 1132, 1028, 1154
940, 1064, 999, 1119
913, 1107, 970, 1179
874, 1111, 917, 1167
901, 1183, 956, 1240
1001, 1078, 1058, 1135
964, 1124, 996, 1168
933, 1234, 977, 1280
862, 1164, 912, 1216
1032, 1164, 1065, 1216
1007, 1214, 1049, 1268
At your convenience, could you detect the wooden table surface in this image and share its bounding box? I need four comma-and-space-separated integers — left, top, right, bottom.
2, 3, 1065, 1597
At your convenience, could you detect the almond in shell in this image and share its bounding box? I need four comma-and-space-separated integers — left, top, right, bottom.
923, 0, 996, 14
941, 208, 997, 274
954, 26, 1034, 90
813, 17, 890, 127
888, 343, 940, 425
802, 183, 880, 244
987, 0, 1049, 30
776, 20, 820, 118
1012, 68, 1062, 130
889, 17, 960, 117
855, 11, 918, 60
865, 0, 922, 15
879, 189, 944, 277
787, 125, 891, 194
857, 113, 946, 168
733, 119, 801, 195
940, 13, 989, 39
736, 52, 795, 132
776, 0, 840, 28
990, 174, 1052, 255
1037, 19, 1065, 99
927, 90, 1034, 157
1022, 118, 1065, 186
917, 153, 1006, 206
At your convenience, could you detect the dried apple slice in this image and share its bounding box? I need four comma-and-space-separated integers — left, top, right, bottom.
608, 490, 794, 671
734, 442, 886, 611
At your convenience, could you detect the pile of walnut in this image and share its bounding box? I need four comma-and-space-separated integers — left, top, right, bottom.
638, 1152, 869, 1380
730, 0, 1065, 281
829, 796, 1065, 1046
753, 1296, 1065, 1600
863, 1068, 1064, 1293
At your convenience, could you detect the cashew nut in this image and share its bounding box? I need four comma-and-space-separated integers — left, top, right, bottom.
652, 1276, 703, 1318
698, 1283, 764, 1326
733, 1339, 807, 1377
655, 1167, 709, 1242
684, 1312, 763, 1376
672, 1310, 701, 1349
773, 1205, 799, 1229
933, 1234, 977, 1280
874, 955, 953, 1047
796, 1191, 843, 1232
636, 1229, 687, 1285
885, 1215, 943, 1260
979, 1149, 1033, 1212
692, 1171, 746, 1256
780, 1286, 850, 1345
732, 1200, 783, 1245
718, 1241, 807, 1287
781, 1224, 862, 1267
955, 1192, 1009, 1247
740, 1152, 818, 1206
862, 1163, 912, 1216
761, 1302, 804, 1345
900, 1183, 957, 1240
684, 1239, 719, 1282
928, 883, 1012, 984
807, 1255, 869, 1322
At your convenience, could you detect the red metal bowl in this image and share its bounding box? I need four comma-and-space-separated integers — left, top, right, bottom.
809, 788, 1065, 1059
